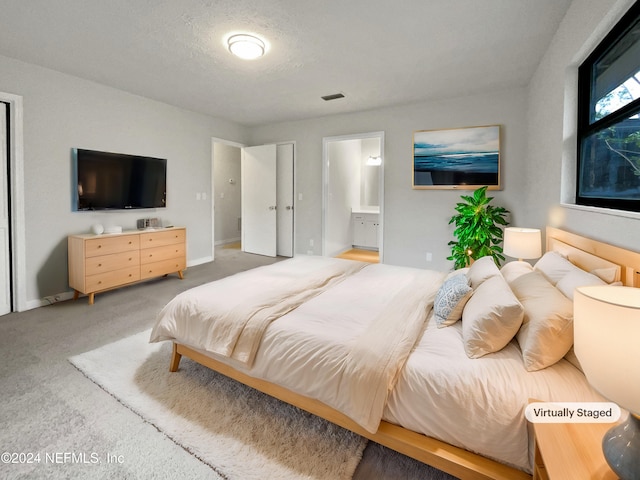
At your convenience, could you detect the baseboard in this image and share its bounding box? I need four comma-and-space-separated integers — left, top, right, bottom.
27, 290, 76, 310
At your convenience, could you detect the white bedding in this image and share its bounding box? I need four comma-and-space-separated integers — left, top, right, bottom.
150, 256, 604, 473
152, 257, 444, 433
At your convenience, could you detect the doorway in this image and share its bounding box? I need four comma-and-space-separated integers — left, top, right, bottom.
0, 92, 26, 313
322, 132, 384, 262
211, 139, 294, 259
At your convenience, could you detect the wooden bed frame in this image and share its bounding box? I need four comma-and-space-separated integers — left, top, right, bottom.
168, 227, 640, 480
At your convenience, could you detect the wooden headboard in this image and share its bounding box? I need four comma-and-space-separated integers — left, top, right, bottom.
545, 226, 640, 287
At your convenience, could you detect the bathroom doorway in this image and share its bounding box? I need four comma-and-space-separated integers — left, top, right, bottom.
322, 132, 384, 262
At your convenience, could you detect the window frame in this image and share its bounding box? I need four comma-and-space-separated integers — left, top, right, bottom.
577, 0, 640, 212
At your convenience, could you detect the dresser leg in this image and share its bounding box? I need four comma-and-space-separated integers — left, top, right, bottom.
73, 290, 79, 301
88, 293, 95, 305
178, 270, 184, 280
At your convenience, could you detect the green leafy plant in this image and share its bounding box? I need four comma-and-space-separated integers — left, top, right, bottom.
447, 186, 510, 269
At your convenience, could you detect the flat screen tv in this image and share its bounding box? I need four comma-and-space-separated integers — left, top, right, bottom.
72, 148, 167, 211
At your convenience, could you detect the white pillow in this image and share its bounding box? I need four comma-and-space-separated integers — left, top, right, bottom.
462, 275, 524, 358
500, 261, 533, 284
556, 268, 605, 300
533, 251, 577, 285
434, 274, 473, 327
510, 271, 574, 371
466, 255, 500, 289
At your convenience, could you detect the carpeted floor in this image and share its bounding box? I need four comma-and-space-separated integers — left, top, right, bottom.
0, 247, 457, 479
70, 330, 367, 479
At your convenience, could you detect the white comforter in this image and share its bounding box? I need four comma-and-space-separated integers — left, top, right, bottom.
151, 256, 367, 366
151, 256, 444, 433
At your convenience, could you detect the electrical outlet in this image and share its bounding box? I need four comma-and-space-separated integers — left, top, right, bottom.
310, 239, 314, 247
426, 252, 433, 262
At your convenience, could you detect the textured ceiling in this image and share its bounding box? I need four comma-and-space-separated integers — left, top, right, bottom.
0, 0, 572, 127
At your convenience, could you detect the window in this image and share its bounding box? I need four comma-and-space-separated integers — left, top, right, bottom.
577, 1, 640, 212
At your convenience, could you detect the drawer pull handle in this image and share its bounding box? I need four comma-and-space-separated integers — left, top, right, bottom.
98, 281, 102, 284
98, 263, 102, 267
97, 245, 102, 249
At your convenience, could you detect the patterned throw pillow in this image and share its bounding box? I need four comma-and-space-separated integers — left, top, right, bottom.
434, 274, 473, 327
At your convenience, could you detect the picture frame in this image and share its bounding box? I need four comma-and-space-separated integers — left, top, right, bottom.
413, 125, 501, 190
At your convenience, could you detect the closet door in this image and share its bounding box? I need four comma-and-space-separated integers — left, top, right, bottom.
241, 144, 277, 257
0, 103, 11, 315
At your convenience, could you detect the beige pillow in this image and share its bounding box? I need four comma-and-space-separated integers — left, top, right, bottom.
510, 271, 574, 371
533, 251, 576, 285
462, 275, 524, 358
591, 267, 618, 284
556, 268, 605, 300
500, 261, 533, 284
466, 255, 500, 289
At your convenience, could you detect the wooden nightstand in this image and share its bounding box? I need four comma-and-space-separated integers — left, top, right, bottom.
532, 420, 620, 480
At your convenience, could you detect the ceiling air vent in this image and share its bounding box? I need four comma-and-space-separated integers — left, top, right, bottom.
321, 93, 345, 101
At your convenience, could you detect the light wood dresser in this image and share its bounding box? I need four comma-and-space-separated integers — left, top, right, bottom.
68, 227, 186, 304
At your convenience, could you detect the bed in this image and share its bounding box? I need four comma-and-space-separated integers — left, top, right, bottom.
149, 227, 640, 480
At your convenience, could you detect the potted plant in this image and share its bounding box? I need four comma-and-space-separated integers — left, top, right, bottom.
447, 186, 509, 269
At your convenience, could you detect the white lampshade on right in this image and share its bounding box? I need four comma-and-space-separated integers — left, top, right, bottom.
503, 227, 542, 261
574, 285, 640, 480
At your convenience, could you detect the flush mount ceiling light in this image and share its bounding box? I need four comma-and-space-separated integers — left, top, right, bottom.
227, 34, 265, 60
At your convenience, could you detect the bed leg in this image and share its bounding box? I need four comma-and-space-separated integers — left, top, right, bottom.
170, 343, 182, 372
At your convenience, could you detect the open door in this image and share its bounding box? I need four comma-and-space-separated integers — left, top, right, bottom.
242, 144, 277, 257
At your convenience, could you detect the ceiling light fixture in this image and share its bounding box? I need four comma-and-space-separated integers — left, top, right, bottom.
227, 34, 265, 60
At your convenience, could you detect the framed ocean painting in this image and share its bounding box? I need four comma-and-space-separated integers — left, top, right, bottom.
413, 125, 501, 190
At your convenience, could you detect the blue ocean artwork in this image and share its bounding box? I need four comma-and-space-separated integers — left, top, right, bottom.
413, 126, 500, 186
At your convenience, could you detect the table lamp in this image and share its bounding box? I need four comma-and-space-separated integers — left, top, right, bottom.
503, 227, 542, 262
574, 285, 640, 480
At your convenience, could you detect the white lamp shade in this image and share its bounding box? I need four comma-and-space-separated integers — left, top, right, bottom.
503, 227, 542, 260
574, 285, 640, 414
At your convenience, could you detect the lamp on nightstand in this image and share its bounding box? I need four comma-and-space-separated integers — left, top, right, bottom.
503, 227, 542, 262
574, 285, 640, 480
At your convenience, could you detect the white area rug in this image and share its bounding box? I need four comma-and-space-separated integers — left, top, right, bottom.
69, 330, 367, 480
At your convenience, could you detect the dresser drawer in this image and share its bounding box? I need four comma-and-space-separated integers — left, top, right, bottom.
140, 229, 185, 249
85, 251, 140, 275
140, 243, 185, 265
140, 257, 186, 280
85, 235, 140, 257
85, 266, 141, 293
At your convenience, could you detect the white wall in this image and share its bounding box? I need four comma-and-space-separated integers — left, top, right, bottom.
0, 54, 248, 307
525, 0, 640, 248
250, 87, 528, 271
